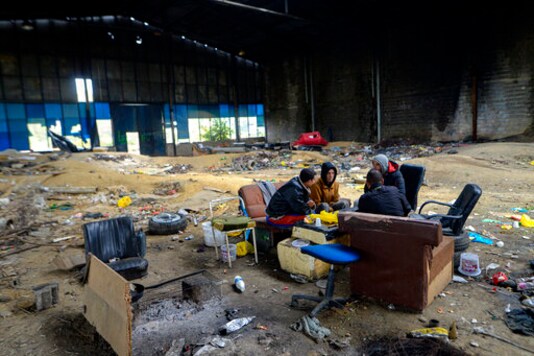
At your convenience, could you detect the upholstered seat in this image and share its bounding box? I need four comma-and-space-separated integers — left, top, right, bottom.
83, 216, 148, 281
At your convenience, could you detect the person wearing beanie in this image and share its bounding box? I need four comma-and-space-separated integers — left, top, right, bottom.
358, 169, 411, 217
266, 168, 317, 227
310, 162, 350, 213
367, 154, 406, 196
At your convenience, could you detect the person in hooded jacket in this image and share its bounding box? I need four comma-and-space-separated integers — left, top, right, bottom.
365, 154, 406, 196
310, 162, 351, 213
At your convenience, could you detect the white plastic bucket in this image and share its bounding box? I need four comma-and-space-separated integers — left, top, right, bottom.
221, 243, 237, 263
202, 221, 225, 247
459, 252, 481, 276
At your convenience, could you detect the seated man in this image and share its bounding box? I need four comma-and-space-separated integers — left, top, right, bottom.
265, 168, 317, 227
310, 162, 350, 213
366, 154, 406, 196
358, 169, 411, 217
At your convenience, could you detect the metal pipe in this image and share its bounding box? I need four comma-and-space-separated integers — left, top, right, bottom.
375, 58, 381, 143
209, 0, 302, 20
471, 70, 478, 141
303, 58, 309, 104
309, 58, 315, 131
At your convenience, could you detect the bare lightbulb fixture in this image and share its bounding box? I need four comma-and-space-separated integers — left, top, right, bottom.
136, 36, 142, 45
21, 20, 34, 31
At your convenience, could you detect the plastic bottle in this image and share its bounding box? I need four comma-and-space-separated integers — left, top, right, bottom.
234, 276, 245, 293
219, 316, 256, 335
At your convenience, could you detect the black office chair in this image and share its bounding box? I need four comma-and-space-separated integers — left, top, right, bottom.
399, 163, 426, 211
413, 183, 482, 237
83, 216, 148, 280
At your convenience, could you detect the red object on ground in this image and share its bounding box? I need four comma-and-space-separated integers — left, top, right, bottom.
292, 131, 328, 146
492, 271, 508, 285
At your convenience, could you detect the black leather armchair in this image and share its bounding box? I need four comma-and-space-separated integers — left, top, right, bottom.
399, 163, 426, 211
83, 216, 148, 280
414, 183, 482, 237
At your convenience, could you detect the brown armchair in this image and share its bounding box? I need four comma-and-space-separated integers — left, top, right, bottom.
338, 211, 454, 311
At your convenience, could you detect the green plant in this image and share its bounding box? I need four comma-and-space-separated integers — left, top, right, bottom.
202, 118, 232, 141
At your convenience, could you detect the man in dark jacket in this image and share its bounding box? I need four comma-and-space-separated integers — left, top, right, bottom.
266, 168, 317, 226
367, 154, 406, 196
358, 169, 411, 217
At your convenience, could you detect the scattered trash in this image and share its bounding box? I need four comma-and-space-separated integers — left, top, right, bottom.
235, 241, 254, 257
504, 309, 534, 336
496, 241, 505, 248
473, 326, 534, 353
448, 321, 457, 339
407, 327, 449, 340
482, 218, 503, 224
219, 316, 256, 335
468, 231, 493, 245
117, 196, 132, 208
290, 274, 309, 284
234, 276, 245, 293
517, 281, 534, 291
520, 214, 534, 228
485, 263, 500, 274
458, 252, 481, 277
492, 272, 508, 285
224, 308, 239, 321
290, 314, 331, 341
452, 275, 468, 283
511, 207, 529, 213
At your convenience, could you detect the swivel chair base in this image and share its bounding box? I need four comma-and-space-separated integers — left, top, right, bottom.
290, 244, 360, 318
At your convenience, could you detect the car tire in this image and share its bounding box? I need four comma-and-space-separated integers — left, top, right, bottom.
454, 232, 470, 252
148, 213, 188, 235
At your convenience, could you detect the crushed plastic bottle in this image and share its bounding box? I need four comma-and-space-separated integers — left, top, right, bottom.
234, 276, 245, 293
219, 316, 256, 335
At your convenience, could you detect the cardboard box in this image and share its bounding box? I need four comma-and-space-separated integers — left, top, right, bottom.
291, 225, 339, 244
277, 235, 348, 280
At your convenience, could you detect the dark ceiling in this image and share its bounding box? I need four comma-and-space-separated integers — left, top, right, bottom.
0, 1, 404, 60
1, 1, 533, 61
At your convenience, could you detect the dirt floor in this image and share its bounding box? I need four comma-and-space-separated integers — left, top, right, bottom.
0, 140, 533, 355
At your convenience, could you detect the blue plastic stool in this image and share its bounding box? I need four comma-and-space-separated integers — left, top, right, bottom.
291, 243, 360, 317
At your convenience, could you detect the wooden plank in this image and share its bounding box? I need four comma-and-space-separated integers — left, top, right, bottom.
83, 254, 132, 356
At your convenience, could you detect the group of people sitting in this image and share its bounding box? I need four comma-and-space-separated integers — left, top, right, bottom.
265, 154, 411, 227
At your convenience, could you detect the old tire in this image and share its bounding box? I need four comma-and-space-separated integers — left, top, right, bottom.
148, 213, 187, 235
454, 232, 470, 252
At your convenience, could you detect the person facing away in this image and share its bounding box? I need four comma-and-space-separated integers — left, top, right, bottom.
265, 168, 317, 226
358, 169, 412, 217
365, 154, 406, 196
310, 162, 350, 213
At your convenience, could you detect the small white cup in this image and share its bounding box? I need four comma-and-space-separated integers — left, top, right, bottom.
315, 218, 322, 227
512, 221, 520, 228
